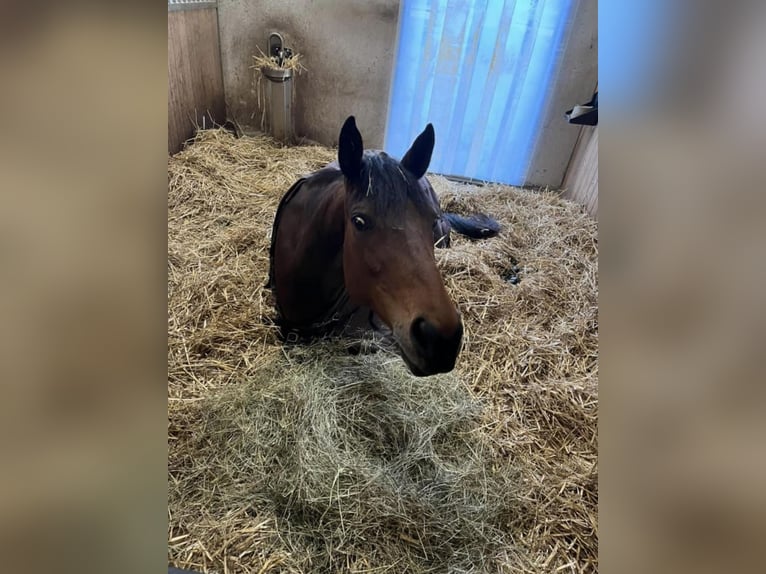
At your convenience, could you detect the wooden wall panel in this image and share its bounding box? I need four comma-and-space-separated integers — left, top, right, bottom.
562, 125, 598, 218
168, 7, 225, 155
525, 0, 598, 187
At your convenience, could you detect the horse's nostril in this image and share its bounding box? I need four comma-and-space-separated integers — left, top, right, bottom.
411, 316, 460, 352
407, 316, 464, 375
410, 316, 430, 349
408, 316, 463, 374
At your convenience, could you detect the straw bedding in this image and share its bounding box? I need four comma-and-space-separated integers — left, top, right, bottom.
168, 129, 598, 573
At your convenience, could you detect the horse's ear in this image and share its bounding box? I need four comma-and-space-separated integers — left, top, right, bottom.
338, 116, 363, 181
401, 123, 435, 180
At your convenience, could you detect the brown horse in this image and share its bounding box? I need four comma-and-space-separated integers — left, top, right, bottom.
268, 116, 499, 376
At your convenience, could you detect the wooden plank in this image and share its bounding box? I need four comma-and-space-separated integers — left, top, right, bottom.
168, 7, 225, 155
562, 125, 598, 218
168, 2, 218, 12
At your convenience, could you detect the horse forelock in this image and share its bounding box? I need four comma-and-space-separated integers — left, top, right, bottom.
347, 151, 436, 220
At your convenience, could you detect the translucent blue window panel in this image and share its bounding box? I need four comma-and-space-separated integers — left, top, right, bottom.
386, 0, 574, 185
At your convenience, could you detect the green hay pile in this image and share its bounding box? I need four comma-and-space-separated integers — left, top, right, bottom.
168, 129, 598, 573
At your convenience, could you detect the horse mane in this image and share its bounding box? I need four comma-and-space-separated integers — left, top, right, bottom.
347, 151, 438, 220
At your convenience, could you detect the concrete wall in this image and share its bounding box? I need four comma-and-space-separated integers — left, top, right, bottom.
218, 0, 399, 149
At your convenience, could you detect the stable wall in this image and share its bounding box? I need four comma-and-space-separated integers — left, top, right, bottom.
168, 3, 226, 154
526, 0, 598, 189
218, 0, 399, 149
562, 124, 598, 218
213, 0, 597, 214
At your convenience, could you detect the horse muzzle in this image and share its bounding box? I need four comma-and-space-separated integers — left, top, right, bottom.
398, 315, 463, 376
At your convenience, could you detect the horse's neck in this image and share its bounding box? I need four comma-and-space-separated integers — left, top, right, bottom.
305, 183, 345, 277
287, 177, 350, 324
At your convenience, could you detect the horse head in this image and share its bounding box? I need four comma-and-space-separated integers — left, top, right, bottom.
337, 116, 463, 376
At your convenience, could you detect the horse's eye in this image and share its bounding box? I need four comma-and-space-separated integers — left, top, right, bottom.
351, 215, 370, 231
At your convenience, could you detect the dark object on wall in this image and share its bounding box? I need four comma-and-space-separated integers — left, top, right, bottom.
565, 92, 598, 126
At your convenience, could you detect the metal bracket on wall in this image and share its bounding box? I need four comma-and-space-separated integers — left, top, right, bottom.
268, 33, 285, 58
267, 33, 294, 69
